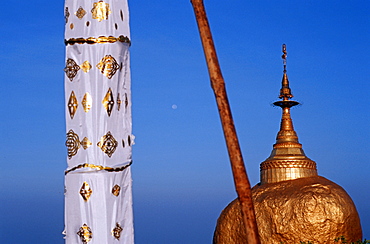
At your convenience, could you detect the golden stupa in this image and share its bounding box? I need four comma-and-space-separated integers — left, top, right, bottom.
213, 45, 362, 244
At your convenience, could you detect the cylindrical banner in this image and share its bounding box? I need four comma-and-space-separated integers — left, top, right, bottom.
63, 1, 133, 243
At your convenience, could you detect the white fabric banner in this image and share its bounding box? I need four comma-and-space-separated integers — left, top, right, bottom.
64, 0, 133, 243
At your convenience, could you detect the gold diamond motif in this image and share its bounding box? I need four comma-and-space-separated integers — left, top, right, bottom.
80, 182, 92, 202
64, 58, 80, 81
91, 1, 111, 22
75, 6, 86, 19
68, 91, 78, 119
66, 129, 80, 159
77, 223, 92, 243
116, 93, 121, 111
80, 61, 92, 73
82, 92, 92, 112
112, 184, 120, 196
112, 222, 123, 240
97, 131, 118, 158
96, 55, 120, 79
102, 88, 114, 116
81, 137, 92, 150
125, 93, 128, 108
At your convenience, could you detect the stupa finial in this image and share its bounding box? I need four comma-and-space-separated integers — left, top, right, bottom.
282, 44, 287, 73
278, 44, 294, 101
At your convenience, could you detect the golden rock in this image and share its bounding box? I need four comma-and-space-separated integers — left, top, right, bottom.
213, 176, 362, 243
213, 45, 362, 243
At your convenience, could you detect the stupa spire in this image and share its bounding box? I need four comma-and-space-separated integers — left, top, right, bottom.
260, 44, 317, 184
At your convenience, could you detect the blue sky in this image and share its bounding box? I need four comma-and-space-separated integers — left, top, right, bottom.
0, 1, 369, 243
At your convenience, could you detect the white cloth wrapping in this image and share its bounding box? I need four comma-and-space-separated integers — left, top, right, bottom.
64, 0, 133, 243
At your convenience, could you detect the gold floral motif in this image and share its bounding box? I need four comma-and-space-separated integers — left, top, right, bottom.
82, 92, 92, 112
91, 1, 111, 22
65, 7, 70, 23
112, 223, 123, 240
67, 91, 78, 119
116, 93, 121, 111
112, 184, 120, 197
80, 182, 92, 202
77, 223, 92, 243
66, 129, 80, 159
96, 55, 120, 79
81, 137, 92, 150
70, 23, 74, 29
64, 58, 80, 81
75, 6, 86, 19
97, 131, 118, 158
80, 61, 92, 73
102, 88, 114, 116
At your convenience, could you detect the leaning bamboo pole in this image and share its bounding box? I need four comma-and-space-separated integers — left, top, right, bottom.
190, 1, 260, 243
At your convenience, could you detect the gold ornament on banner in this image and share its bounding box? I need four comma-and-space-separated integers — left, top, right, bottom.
75, 6, 86, 19
102, 88, 114, 116
77, 223, 92, 243
82, 92, 92, 112
112, 184, 121, 197
65, 161, 132, 175
117, 93, 122, 111
64, 58, 80, 81
80, 182, 92, 202
97, 131, 118, 157
65, 35, 131, 46
127, 135, 131, 146
125, 93, 128, 109
120, 10, 124, 21
112, 223, 123, 240
67, 91, 78, 119
91, 1, 111, 22
65, 7, 70, 24
81, 137, 92, 150
66, 129, 80, 159
80, 61, 92, 73
96, 55, 120, 79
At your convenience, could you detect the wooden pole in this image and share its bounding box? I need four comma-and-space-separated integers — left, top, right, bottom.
190, 1, 260, 243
